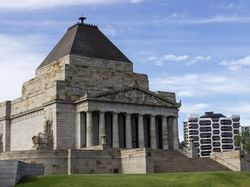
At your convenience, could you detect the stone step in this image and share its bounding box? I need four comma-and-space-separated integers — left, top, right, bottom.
151, 150, 229, 173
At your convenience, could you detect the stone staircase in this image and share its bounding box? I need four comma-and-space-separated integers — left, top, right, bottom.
150, 150, 230, 172
0, 160, 44, 187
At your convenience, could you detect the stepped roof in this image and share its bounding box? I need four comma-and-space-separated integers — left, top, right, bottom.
38, 17, 131, 69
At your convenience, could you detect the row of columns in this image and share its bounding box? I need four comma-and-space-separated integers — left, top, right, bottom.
84, 111, 179, 150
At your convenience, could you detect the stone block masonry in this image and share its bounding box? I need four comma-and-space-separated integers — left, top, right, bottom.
0, 160, 44, 187
0, 19, 184, 175
0, 148, 229, 177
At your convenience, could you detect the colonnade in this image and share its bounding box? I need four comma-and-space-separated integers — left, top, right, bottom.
78, 111, 179, 150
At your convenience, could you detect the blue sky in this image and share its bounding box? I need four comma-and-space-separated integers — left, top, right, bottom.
0, 0, 250, 140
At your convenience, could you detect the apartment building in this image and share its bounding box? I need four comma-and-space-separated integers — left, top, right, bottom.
184, 112, 240, 157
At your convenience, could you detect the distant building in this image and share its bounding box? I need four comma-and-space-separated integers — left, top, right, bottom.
184, 112, 240, 157
241, 126, 250, 133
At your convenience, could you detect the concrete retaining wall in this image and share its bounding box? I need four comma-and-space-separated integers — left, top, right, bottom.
0, 160, 44, 187
0, 148, 229, 177
0, 149, 149, 175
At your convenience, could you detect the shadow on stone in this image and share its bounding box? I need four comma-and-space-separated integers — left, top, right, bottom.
17, 176, 40, 184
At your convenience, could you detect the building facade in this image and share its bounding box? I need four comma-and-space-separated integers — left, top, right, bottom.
241, 126, 250, 134
184, 112, 240, 157
0, 18, 183, 174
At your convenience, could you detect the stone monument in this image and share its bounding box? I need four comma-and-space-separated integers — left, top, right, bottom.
0, 17, 186, 175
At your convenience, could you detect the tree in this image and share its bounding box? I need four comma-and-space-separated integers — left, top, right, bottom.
234, 131, 250, 153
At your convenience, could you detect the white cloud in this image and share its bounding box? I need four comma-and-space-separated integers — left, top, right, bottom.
0, 34, 44, 101
193, 15, 250, 24
145, 54, 211, 66
158, 15, 250, 25
129, 0, 144, 3
220, 55, 250, 71
223, 103, 250, 125
150, 73, 250, 97
0, 0, 122, 9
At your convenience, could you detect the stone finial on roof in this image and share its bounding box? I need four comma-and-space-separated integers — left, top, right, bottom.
79, 16, 86, 24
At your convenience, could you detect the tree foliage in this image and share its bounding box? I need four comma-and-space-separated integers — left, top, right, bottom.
234, 131, 250, 153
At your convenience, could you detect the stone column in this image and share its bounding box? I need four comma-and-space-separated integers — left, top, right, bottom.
162, 116, 169, 150
99, 111, 105, 144
173, 117, 179, 150
138, 114, 145, 148
125, 113, 132, 148
150, 115, 157, 149
75, 112, 81, 149
112, 112, 119, 148
86, 111, 93, 147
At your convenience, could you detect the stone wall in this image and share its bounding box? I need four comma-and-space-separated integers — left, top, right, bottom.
16, 161, 44, 183
0, 150, 121, 175
0, 101, 11, 119
0, 150, 68, 175
69, 149, 121, 174
210, 151, 241, 171
55, 103, 76, 150
120, 148, 150, 173
56, 55, 149, 101
1, 54, 149, 117
0, 160, 44, 187
0, 149, 229, 175
9, 57, 69, 116
10, 110, 44, 151
0, 149, 147, 175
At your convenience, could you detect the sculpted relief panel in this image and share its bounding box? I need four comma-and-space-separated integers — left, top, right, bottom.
96, 88, 175, 107
32, 109, 53, 150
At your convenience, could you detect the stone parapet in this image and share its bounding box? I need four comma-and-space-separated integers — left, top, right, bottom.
0, 101, 11, 120
210, 151, 241, 171
0, 149, 229, 176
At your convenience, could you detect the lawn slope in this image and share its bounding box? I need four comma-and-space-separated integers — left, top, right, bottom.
16, 172, 250, 187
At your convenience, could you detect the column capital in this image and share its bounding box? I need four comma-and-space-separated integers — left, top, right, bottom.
138, 113, 145, 117
109, 111, 119, 115
150, 114, 156, 118
162, 115, 168, 119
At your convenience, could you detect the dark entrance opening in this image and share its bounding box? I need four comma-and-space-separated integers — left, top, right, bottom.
156, 116, 163, 149
118, 113, 126, 148
144, 115, 151, 148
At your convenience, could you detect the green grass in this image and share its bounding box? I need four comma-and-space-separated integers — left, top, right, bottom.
16, 172, 250, 187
